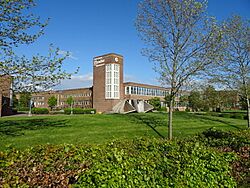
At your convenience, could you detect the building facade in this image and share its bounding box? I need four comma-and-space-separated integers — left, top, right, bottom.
31, 53, 177, 113
0, 75, 13, 117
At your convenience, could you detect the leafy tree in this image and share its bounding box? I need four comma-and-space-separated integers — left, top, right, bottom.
12, 93, 19, 108
48, 96, 57, 111
179, 95, 189, 108
18, 92, 31, 108
218, 90, 238, 110
202, 85, 220, 111
209, 15, 250, 128
66, 96, 74, 115
188, 91, 203, 111
0, 0, 78, 92
149, 97, 161, 110
136, 0, 223, 139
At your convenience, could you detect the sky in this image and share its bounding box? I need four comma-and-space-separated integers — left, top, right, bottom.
15, 0, 250, 90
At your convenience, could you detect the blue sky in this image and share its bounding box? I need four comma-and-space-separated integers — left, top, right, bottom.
15, 0, 250, 90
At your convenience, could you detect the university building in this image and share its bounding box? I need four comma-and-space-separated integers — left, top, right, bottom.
31, 53, 176, 113
0, 75, 13, 117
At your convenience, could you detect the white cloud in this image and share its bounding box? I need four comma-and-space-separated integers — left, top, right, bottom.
58, 50, 78, 60
124, 74, 139, 82
54, 73, 93, 90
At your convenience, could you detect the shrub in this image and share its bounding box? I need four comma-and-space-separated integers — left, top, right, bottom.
64, 108, 96, 115
158, 107, 167, 112
222, 113, 231, 118
31, 108, 49, 114
199, 128, 250, 151
198, 128, 250, 186
49, 111, 64, 115
2, 138, 237, 187
230, 114, 244, 120
17, 107, 30, 111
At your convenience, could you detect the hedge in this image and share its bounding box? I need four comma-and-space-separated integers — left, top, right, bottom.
31, 108, 49, 114
17, 107, 30, 111
0, 137, 238, 187
64, 108, 96, 115
196, 112, 246, 120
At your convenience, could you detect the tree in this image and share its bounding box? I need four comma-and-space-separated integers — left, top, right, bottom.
48, 96, 57, 111
66, 96, 74, 115
210, 15, 250, 128
149, 97, 161, 110
188, 90, 203, 111
136, 0, 223, 139
18, 92, 31, 108
179, 95, 189, 108
0, 0, 78, 92
202, 85, 220, 111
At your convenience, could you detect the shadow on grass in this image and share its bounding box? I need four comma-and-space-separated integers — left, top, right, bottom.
126, 113, 166, 138
0, 119, 69, 136
192, 114, 243, 130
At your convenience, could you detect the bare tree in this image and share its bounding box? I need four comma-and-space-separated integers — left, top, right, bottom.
136, 0, 223, 139
210, 16, 250, 128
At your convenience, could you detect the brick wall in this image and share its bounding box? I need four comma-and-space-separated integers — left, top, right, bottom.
93, 53, 124, 113
0, 75, 12, 117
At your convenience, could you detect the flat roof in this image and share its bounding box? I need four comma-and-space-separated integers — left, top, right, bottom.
93, 53, 123, 59
124, 82, 170, 90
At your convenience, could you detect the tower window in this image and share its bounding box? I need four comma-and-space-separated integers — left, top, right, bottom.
105, 64, 120, 99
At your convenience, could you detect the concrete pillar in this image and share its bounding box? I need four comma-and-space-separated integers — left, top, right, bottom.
137, 100, 144, 113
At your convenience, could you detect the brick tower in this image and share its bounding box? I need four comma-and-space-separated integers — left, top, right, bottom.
93, 53, 124, 113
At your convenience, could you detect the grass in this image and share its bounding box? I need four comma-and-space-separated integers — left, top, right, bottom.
0, 112, 247, 150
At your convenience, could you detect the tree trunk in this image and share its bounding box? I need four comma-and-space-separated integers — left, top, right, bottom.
246, 97, 250, 129
168, 98, 173, 140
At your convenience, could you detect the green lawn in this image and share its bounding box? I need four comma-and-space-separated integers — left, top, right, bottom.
0, 112, 247, 150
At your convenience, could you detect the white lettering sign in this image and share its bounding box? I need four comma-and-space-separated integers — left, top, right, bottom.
94, 57, 105, 66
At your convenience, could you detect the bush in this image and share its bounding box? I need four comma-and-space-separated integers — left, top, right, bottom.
76, 140, 236, 188
197, 128, 250, 186
230, 114, 244, 120
0, 138, 237, 187
31, 108, 49, 114
158, 107, 167, 112
49, 111, 64, 115
64, 108, 96, 115
199, 128, 250, 151
17, 107, 30, 111
222, 113, 231, 118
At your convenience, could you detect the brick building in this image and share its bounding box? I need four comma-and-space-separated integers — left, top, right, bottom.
31, 53, 180, 113
0, 75, 13, 117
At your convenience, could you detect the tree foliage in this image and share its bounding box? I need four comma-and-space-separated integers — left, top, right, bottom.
209, 15, 250, 128
0, 0, 78, 92
136, 0, 223, 139
48, 96, 57, 110
149, 97, 161, 110
188, 90, 203, 111
18, 92, 31, 108
66, 96, 74, 106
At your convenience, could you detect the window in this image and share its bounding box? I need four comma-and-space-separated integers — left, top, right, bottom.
105, 64, 120, 99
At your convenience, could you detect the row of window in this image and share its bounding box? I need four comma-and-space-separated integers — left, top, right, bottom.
34, 102, 45, 106
33, 96, 45, 100
33, 93, 92, 101
61, 93, 91, 98
125, 86, 169, 96
60, 100, 91, 106
105, 64, 120, 99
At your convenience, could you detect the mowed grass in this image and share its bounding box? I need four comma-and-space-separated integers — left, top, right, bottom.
0, 112, 247, 150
